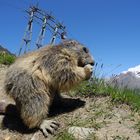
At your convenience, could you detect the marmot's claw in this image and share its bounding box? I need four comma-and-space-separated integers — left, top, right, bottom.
40, 120, 59, 137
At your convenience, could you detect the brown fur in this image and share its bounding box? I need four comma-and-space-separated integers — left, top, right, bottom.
4, 40, 94, 132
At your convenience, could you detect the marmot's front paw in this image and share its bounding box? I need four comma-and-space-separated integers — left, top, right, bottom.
84, 64, 93, 72
84, 64, 93, 79
40, 120, 60, 137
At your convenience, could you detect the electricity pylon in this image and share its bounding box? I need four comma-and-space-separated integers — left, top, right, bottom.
36, 16, 47, 48
50, 23, 66, 45
18, 6, 38, 55
19, 5, 67, 55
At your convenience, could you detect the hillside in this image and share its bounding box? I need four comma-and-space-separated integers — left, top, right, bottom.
0, 65, 140, 140
0, 45, 14, 55
0, 46, 15, 65
109, 65, 140, 89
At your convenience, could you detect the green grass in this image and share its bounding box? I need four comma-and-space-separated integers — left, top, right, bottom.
72, 76, 140, 112
54, 130, 75, 140
0, 52, 15, 65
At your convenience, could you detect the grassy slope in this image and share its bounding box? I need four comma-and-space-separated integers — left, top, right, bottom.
72, 77, 140, 111
54, 77, 140, 139
0, 52, 15, 65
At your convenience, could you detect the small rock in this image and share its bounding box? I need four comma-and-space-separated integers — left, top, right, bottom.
68, 126, 95, 140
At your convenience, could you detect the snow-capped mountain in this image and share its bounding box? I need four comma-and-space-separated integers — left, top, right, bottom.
109, 65, 140, 89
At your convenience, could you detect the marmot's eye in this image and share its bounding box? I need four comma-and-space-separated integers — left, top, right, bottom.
83, 47, 89, 53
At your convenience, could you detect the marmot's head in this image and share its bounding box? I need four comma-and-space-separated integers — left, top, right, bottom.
60, 39, 94, 67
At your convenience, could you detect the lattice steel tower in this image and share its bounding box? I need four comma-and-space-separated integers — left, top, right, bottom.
18, 6, 38, 55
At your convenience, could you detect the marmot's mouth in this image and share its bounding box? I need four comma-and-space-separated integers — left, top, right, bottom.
78, 62, 94, 68
78, 59, 94, 67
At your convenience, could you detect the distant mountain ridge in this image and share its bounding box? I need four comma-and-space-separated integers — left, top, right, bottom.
0, 45, 14, 55
109, 65, 140, 89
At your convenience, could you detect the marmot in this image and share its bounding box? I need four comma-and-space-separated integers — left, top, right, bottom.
4, 39, 94, 136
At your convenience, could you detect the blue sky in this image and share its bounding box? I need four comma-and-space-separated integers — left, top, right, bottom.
0, 0, 140, 76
